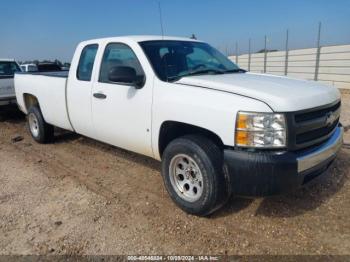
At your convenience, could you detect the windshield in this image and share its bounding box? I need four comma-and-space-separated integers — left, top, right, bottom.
139, 40, 242, 82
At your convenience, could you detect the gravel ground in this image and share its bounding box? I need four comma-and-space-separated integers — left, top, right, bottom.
0, 94, 349, 255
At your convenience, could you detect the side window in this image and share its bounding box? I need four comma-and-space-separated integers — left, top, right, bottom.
77, 44, 98, 81
99, 43, 144, 83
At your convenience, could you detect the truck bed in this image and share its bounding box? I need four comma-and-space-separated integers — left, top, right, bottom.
14, 71, 74, 131
16, 71, 69, 78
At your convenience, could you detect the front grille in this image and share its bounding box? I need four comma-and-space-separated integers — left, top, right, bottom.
295, 101, 341, 123
286, 101, 341, 151
296, 119, 339, 144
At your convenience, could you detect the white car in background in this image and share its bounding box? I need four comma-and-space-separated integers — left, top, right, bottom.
0, 59, 21, 106
20, 63, 38, 72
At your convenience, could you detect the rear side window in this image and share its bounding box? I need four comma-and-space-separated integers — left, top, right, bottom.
77, 44, 98, 81
0, 62, 21, 76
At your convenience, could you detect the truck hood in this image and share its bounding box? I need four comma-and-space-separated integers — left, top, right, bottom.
176, 73, 341, 112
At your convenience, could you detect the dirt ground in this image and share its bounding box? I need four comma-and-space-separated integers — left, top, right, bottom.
0, 94, 349, 256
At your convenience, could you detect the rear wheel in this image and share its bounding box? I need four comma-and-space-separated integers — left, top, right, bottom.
27, 106, 54, 143
161, 135, 230, 216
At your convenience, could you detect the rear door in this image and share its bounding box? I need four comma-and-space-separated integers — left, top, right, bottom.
91, 42, 153, 157
0, 61, 20, 100
67, 44, 99, 138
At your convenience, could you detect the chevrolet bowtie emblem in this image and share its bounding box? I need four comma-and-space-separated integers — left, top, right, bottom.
325, 111, 336, 127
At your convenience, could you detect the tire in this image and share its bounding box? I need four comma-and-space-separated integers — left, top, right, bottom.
161, 135, 230, 216
27, 106, 54, 143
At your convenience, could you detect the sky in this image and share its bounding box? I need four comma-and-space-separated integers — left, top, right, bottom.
1, 0, 349, 62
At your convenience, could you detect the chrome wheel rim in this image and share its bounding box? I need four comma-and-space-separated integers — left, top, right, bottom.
28, 113, 39, 138
169, 154, 204, 202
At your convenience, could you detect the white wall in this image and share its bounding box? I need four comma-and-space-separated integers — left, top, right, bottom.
229, 44, 350, 90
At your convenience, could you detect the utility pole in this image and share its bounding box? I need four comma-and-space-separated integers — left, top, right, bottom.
314, 22, 322, 81
284, 29, 289, 76
248, 38, 251, 71
264, 35, 267, 73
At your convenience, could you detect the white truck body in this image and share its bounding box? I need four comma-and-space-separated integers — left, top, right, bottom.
0, 59, 21, 106
14, 36, 343, 215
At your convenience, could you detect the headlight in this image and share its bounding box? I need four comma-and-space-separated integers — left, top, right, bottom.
235, 112, 286, 148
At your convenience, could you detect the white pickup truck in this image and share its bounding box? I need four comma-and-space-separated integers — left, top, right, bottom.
0, 59, 21, 106
15, 36, 343, 216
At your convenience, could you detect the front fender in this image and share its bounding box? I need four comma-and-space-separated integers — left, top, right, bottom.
151, 79, 272, 160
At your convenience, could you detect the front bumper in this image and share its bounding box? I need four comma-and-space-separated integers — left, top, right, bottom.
224, 125, 343, 197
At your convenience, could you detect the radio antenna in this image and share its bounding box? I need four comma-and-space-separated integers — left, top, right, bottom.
158, 1, 164, 38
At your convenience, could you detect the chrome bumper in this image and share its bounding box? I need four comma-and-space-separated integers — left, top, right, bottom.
297, 126, 343, 173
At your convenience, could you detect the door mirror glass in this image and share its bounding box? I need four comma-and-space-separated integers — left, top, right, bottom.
108, 66, 145, 88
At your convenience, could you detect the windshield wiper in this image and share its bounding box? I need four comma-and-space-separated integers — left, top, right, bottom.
184, 69, 225, 77
166, 69, 224, 82
222, 68, 247, 74
166, 68, 245, 82
166, 75, 183, 82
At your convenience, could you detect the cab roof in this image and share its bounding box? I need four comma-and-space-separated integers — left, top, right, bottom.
80, 35, 203, 45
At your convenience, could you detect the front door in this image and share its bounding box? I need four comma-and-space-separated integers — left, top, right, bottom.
91, 42, 153, 157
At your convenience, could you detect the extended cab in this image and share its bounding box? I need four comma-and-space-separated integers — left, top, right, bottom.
0, 59, 21, 106
15, 36, 343, 216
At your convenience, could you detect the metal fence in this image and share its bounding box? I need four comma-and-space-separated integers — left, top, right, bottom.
227, 23, 350, 90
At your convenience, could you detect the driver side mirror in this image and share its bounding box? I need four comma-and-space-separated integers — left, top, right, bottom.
108, 66, 145, 89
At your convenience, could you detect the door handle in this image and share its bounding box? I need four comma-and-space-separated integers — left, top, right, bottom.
93, 93, 107, 99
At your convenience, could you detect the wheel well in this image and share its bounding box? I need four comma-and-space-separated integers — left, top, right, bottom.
158, 121, 224, 158
23, 94, 39, 111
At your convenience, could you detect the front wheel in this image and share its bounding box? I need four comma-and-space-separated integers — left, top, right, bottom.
161, 135, 230, 216
27, 106, 54, 143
